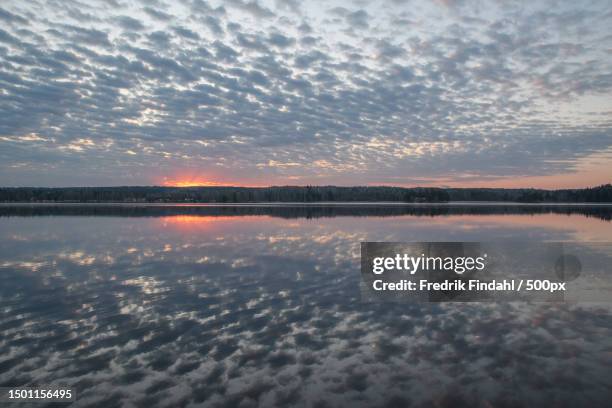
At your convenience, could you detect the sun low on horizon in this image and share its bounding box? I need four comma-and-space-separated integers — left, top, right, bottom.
161, 178, 224, 188
159, 173, 268, 188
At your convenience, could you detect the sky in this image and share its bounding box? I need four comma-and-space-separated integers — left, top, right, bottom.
0, 0, 611, 188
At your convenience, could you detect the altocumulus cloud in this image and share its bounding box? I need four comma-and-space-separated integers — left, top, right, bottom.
0, 0, 611, 186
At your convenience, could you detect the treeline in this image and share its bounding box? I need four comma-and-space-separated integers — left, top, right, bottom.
0, 184, 611, 203
447, 184, 612, 202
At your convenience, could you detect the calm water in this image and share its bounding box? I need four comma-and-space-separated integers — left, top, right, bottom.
1, 205, 611, 407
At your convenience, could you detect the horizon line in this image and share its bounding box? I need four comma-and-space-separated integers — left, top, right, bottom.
1, 184, 611, 191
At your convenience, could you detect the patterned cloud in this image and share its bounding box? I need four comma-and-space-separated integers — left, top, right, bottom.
0, 0, 611, 186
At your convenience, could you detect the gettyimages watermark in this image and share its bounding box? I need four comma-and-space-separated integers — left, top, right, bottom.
360, 242, 612, 302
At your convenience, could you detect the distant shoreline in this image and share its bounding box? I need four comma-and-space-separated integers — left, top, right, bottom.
1, 185, 611, 203
2, 201, 612, 206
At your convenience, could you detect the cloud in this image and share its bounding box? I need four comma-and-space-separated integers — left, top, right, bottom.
115, 16, 146, 31
275, 0, 301, 15
173, 26, 200, 40
0, 7, 28, 25
143, 7, 172, 21
203, 16, 224, 35
0, 0, 611, 186
213, 40, 240, 61
346, 10, 370, 29
376, 39, 406, 60
267, 32, 295, 48
225, 0, 275, 19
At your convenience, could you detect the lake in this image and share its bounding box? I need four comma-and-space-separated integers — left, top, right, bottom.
0, 204, 611, 407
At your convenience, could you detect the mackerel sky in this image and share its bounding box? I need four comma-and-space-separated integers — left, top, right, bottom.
0, 0, 611, 187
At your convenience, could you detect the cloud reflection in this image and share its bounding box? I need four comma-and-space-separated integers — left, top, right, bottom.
0, 213, 611, 407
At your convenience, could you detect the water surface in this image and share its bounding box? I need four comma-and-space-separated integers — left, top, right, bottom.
0, 205, 611, 407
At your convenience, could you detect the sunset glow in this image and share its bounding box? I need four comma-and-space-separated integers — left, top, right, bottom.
161, 176, 223, 188
160, 174, 267, 188
163, 180, 220, 188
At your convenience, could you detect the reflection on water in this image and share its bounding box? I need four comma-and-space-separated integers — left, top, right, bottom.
1, 202, 611, 221
0, 206, 611, 407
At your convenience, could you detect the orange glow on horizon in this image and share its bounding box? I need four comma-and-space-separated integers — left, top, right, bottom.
162, 178, 223, 187
158, 175, 611, 189
419, 149, 612, 189
159, 173, 266, 188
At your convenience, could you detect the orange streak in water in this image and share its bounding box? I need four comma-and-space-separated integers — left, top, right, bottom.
158, 215, 272, 232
